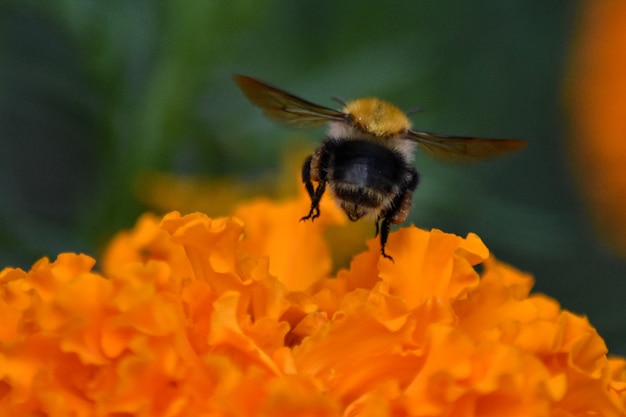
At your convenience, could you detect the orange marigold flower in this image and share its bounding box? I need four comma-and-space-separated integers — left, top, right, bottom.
567, 0, 626, 255
1, 197, 625, 416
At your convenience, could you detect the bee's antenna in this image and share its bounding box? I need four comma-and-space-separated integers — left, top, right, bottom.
404, 106, 424, 115
331, 96, 347, 107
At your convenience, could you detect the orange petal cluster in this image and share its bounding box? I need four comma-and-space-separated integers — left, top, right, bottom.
1, 199, 625, 416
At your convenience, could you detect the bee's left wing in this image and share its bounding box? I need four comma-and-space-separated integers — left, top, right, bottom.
405, 130, 527, 162
234, 75, 347, 128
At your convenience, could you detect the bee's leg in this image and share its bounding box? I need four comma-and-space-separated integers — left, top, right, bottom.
301, 155, 316, 201
378, 216, 394, 261
390, 169, 419, 224
300, 182, 326, 221
379, 168, 419, 261
300, 150, 328, 222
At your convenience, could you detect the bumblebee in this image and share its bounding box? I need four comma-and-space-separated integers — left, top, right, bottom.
234, 75, 526, 260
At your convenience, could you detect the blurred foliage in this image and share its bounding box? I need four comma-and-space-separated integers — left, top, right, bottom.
2, 0, 626, 353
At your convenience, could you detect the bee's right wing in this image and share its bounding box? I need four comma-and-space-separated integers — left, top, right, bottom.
405, 130, 527, 162
234, 75, 348, 128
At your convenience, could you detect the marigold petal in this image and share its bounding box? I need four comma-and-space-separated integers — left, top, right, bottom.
403, 325, 474, 415
404, 325, 560, 417
608, 357, 626, 408
334, 244, 382, 293
100, 320, 134, 358
454, 258, 544, 344
288, 312, 329, 347
53, 273, 114, 364
209, 291, 282, 375
181, 280, 217, 354
28, 253, 95, 302
406, 297, 456, 347
102, 213, 193, 279
117, 295, 180, 337
293, 288, 423, 404
260, 375, 341, 417
555, 312, 608, 377
344, 381, 402, 417
162, 212, 244, 280
0, 268, 30, 341
244, 316, 291, 357
234, 195, 340, 292
379, 227, 488, 308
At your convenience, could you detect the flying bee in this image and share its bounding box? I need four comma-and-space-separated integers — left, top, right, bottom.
234, 75, 527, 260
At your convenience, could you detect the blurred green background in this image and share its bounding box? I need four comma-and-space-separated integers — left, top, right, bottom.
2, 1, 626, 353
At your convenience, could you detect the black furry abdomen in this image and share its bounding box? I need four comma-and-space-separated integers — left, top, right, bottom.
323, 139, 409, 209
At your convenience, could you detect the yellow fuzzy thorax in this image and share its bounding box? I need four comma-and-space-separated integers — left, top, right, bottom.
343, 98, 411, 138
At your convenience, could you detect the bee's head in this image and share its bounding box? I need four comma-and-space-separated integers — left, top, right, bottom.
343, 98, 411, 138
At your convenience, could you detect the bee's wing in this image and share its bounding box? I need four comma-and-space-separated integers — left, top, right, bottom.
406, 130, 527, 162
234, 75, 348, 128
